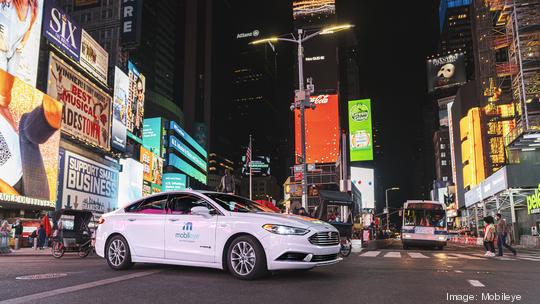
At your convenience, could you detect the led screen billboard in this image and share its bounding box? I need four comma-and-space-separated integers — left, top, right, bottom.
47, 53, 111, 150
140, 146, 163, 196
127, 61, 145, 139
169, 135, 207, 173
43, 1, 82, 61
118, 158, 143, 208
112, 67, 129, 151
143, 118, 164, 156
242, 156, 270, 176
0, 0, 44, 86
168, 154, 207, 184
0, 68, 63, 207
57, 149, 119, 213
426, 52, 467, 93
80, 30, 109, 83
163, 173, 187, 192
169, 121, 208, 158
294, 94, 339, 164
350, 167, 375, 209
349, 99, 373, 162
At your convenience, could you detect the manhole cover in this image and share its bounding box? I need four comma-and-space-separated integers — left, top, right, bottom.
16, 273, 68, 280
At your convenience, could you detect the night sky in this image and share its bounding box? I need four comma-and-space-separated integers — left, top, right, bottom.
214, 0, 441, 210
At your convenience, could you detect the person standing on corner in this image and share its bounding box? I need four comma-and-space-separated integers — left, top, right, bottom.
496, 213, 517, 256
218, 169, 235, 195
12, 219, 22, 250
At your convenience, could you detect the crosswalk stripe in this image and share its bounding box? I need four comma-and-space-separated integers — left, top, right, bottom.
384, 252, 401, 258
359, 251, 381, 257
516, 257, 540, 261
433, 253, 457, 259
407, 252, 429, 259
447, 253, 485, 260
468, 280, 485, 287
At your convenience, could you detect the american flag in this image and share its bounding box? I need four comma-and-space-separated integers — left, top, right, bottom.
245, 139, 252, 166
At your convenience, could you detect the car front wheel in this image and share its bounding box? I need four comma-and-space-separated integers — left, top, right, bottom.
227, 235, 267, 280
105, 235, 133, 270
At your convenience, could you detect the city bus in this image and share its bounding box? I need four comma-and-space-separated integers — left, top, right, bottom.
401, 200, 447, 250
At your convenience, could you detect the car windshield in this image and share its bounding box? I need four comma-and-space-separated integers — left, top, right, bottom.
205, 193, 270, 213
404, 209, 446, 228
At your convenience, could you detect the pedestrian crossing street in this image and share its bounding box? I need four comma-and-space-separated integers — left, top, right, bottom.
358, 250, 540, 262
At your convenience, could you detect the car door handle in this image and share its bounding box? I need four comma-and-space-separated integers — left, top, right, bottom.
128, 218, 136, 222
168, 219, 179, 222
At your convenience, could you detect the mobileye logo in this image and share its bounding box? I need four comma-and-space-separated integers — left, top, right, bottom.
175, 222, 199, 242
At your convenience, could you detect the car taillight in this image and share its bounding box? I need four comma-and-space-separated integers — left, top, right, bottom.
98, 217, 105, 225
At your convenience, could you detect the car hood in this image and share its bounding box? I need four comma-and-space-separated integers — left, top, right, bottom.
232, 212, 335, 230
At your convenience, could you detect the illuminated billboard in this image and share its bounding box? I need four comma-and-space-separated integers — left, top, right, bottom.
0, 68, 63, 207
140, 146, 163, 196
143, 118, 164, 156
80, 30, 109, 83
118, 158, 143, 208
127, 61, 145, 139
349, 99, 373, 162
47, 53, 112, 150
169, 136, 207, 173
57, 149, 119, 213
163, 173, 187, 191
0, 0, 44, 86
168, 154, 207, 184
43, 1, 82, 60
350, 167, 375, 209
294, 94, 340, 164
426, 52, 467, 93
242, 156, 270, 176
111, 67, 129, 151
169, 121, 208, 158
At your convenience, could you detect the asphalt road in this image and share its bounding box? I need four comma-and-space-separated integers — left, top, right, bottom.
1, 240, 539, 304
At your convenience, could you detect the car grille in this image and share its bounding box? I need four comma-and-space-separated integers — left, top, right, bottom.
308, 231, 339, 246
311, 253, 339, 262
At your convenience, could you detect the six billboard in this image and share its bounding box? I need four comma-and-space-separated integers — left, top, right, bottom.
426, 52, 467, 93
0, 68, 63, 207
350, 167, 375, 209
47, 53, 112, 151
80, 30, 109, 83
294, 94, 340, 164
112, 67, 129, 151
127, 61, 145, 140
349, 99, 373, 162
0, 0, 44, 86
57, 149, 119, 213
43, 1, 82, 61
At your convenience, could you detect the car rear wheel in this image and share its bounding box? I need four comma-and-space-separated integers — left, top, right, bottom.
227, 235, 267, 280
105, 235, 133, 270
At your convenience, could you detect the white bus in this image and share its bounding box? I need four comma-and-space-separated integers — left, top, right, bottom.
401, 200, 447, 250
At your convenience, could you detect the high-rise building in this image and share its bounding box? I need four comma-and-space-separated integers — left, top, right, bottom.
433, 128, 453, 183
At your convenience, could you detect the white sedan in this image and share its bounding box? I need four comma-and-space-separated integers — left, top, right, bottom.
95, 190, 341, 279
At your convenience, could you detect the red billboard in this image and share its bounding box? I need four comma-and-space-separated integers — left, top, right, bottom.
294, 94, 340, 164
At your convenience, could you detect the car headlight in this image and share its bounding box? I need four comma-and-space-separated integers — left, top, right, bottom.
262, 224, 309, 235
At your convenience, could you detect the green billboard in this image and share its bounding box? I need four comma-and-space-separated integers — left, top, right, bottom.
142, 118, 164, 157
349, 99, 373, 161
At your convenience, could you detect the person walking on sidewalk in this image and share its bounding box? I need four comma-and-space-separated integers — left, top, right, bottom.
37, 224, 46, 250
496, 213, 517, 256
483, 216, 496, 257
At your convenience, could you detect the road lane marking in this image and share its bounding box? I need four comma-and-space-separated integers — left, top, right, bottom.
384, 252, 401, 258
447, 253, 485, 260
407, 252, 428, 259
467, 280, 485, 287
454, 270, 463, 273
0, 270, 160, 304
359, 251, 380, 257
517, 257, 540, 261
433, 253, 457, 259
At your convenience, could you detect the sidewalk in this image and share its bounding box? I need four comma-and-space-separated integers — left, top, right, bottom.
0, 247, 53, 257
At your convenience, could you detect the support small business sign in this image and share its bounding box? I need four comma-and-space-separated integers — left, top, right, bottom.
527, 183, 540, 215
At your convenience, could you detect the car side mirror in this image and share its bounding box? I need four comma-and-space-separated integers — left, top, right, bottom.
191, 206, 212, 218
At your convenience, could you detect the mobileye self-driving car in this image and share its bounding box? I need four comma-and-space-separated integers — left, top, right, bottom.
95, 190, 341, 280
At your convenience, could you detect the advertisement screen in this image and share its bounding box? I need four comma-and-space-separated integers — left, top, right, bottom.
57, 149, 119, 213
169, 135, 207, 173
47, 53, 112, 150
169, 121, 208, 159
111, 67, 129, 151
127, 61, 145, 139
80, 30, 109, 83
143, 118, 163, 156
349, 99, 373, 162
0, 0, 44, 86
162, 173, 187, 192
140, 146, 163, 196
242, 156, 270, 176
121, 0, 143, 47
0, 68, 62, 207
118, 158, 143, 209
426, 52, 467, 93
43, 1, 82, 60
302, 36, 338, 92
350, 167, 375, 209
168, 154, 207, 184
294, 94, 339, 164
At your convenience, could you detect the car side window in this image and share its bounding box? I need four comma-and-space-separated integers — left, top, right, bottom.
129, 195, 168, 214
169, 195, 216, 215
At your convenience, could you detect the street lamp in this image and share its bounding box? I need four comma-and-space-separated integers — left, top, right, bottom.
250, 24, 355, 210
385, 187, 400, 233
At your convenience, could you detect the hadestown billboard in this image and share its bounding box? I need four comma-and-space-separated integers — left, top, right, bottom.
426, 52, 467, 93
